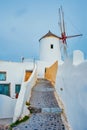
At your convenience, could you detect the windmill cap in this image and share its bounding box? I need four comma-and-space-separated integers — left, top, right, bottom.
39, 30, 61, 42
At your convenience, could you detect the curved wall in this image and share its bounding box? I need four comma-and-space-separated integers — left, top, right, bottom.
0, 95, 16, 118
39, 37, 61, 63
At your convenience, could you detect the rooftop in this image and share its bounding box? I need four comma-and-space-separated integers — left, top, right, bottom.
39, 30, 61, 41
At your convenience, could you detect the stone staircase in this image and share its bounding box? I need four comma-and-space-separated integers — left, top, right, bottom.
13, 79, 65, 130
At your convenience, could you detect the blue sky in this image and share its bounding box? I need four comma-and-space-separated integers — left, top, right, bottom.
0, 0, 87, 61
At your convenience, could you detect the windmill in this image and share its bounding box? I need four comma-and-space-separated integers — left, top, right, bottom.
58, 6, 82, 59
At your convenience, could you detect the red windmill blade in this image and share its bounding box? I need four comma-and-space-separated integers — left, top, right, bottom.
59, 6, 67, 44
66, 34, 83, 39
58, 6, 82, 45
58, 6, 68, 57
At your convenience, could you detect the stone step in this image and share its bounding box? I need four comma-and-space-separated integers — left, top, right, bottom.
28, 106, 62, 114
32, 87, 55, 92
42, 107, 63, 114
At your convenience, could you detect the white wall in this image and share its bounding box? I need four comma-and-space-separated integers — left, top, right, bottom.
55, 60, 87, 130
39, 37, 61, 63
13, 64, 37, 122
0, 61, 34, 98
0, 95, 16, 118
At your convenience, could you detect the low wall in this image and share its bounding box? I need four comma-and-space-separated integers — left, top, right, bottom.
0, 95, 16, 119
13, 64, 37, 123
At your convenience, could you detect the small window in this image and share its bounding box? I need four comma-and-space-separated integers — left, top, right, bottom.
50, 44, 53, 49
15, 84, 21, 94
0, 84, 10, 96
0, 72, 6, 81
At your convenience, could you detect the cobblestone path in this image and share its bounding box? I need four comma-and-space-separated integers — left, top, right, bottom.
13, 79, 65, 130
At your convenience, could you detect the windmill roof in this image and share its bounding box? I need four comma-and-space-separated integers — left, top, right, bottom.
39, 30, 61, 41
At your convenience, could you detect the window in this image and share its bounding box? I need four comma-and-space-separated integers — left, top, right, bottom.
0, 84, 10, 96
15, 84, 21, 94
0, 72, 6, 81
50, 44, 53, 49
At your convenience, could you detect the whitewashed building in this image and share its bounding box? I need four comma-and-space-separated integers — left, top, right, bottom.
0, 30, 85, 122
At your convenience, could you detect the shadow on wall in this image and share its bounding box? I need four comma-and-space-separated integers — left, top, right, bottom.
44, 61, 58, 86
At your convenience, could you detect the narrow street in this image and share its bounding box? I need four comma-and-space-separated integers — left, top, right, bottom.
13, 79, 65, 130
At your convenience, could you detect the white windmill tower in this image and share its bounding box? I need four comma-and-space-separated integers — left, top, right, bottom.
58, 6, 82, 60
39, 6, 82, 64
39, 30, 62, 64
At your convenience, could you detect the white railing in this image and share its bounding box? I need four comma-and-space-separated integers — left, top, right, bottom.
13, 64, 37, 123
